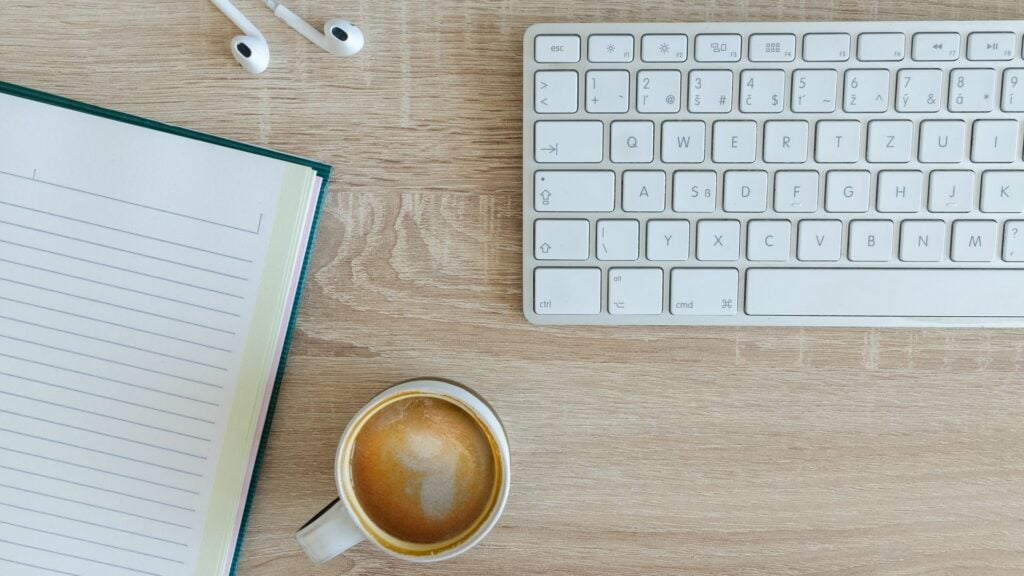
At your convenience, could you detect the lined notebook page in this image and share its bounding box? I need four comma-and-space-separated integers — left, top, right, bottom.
0, 92, 318, 576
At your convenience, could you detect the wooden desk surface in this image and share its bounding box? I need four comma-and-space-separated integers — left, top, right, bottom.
3, 1, 1024, 574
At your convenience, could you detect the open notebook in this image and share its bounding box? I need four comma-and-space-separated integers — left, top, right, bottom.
0, 82, 330, 576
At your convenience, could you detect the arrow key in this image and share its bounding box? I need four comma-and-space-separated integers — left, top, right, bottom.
535, 219, 590, 260
535, 70, 578, 114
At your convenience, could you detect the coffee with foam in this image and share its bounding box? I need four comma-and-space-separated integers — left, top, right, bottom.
349, 395, 498, 546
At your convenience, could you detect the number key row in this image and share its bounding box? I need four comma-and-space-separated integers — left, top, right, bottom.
535, 68, 1024, 114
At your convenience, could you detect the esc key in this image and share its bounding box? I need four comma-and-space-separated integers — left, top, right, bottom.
536, 35, 581, 62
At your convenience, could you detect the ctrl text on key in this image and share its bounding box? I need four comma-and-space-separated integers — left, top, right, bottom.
534, 267, 601, 314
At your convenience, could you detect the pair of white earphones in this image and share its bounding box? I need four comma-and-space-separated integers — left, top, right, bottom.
210, 0, 364, 74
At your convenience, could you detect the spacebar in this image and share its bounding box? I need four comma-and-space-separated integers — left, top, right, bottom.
746, 268, 1024, 317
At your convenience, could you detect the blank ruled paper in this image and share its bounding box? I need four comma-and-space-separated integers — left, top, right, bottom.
0, 91, 321, 575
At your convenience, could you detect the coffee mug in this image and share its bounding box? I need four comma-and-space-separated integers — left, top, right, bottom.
296, 379, 511, 563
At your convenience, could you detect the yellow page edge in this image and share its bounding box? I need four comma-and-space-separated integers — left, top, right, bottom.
194, 164, 316, 574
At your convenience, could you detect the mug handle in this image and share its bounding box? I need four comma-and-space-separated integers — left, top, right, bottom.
295, 498, 365, 564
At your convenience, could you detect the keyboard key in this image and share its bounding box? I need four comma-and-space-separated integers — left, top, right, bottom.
641, 34, 687, 62
981, 171, 1024, 213
535, 219, 589, 260
534, 268, 601, 314
696, 220, 740, 261
746, 269, 1024, 316
695, 34, 741, 62
763, 121, 809, 164
928, 170, 974, 212
673, 171, 717, 213
661, 121, 706, 163
803, 33, 851, 61
535, 121, 603, 163
608, 268, 663, 314
610, 120, 654, 163
534, 171, 615, 212
912, 32, 960, 61
589, 34, 634, 62
622, 170, 666, 212
876, 170, 923, 212
637, 70, 681, 113
723, 170, 768, 212
1003, 69, 1024, 112
815, 121, 860, 163
951, 220, 997, 262
848, 220, 894, 261
670, 268, 738, 315
597, 219, 640, 260
825, 171, 870, 213
739, 69, 785, 112
967, 32, 1015, 61
689, 70, 733, 113
797, 220, 842, 261
747, 220, 791, 261
535, 35, 580, 63
900, 220, 946, 261
971, 120, 1019, 163
896, 69, 942, 112
647, 220, 690, 261
774, 171, 819, 213
919, 120, 965, 163
712, 120, 756, 163
535, 70, 578, 113
791, 69, 837, 112
586, 70, 629, 113
857, 33, 905, 61
843, 69, 889, 112
749, 34, 796, 62
867, 120, 913, 163
1004, 221, 1024, 261
949, 68, 996, 112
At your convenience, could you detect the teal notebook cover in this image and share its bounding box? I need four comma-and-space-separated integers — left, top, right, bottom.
0, 80, 330, 576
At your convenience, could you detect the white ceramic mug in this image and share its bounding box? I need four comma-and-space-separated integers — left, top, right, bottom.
295, 379, 511, 563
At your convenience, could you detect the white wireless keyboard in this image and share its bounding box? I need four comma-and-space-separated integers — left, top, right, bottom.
522, 21, 1024, 327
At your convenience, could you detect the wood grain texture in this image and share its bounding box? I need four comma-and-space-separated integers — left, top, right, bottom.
3, 1, 1024, 574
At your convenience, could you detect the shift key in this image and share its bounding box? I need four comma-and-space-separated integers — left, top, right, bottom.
535, 170, 615, 211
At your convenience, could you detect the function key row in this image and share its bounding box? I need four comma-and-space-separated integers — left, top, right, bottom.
535, 31, 1022, 64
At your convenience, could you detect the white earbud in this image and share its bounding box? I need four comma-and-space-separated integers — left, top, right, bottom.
209, 0, 270, 74
264, 1, 365, 57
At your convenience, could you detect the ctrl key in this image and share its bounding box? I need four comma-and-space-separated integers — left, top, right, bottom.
534, 268, 602, 314
670, 268, 739, 315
